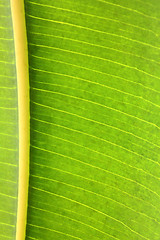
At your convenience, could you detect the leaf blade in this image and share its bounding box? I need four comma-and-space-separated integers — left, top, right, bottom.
25, 0, 160, 239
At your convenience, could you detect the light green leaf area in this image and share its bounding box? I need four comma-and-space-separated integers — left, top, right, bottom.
0, 0, 18, 239
25, 0, 160, 239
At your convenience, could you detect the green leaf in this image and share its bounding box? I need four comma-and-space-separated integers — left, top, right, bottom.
0, 0, 18, 239
2, 0, 160, 239
24, 0, 160, 239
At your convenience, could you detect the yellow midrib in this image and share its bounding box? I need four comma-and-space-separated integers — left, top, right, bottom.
10, 0, 30, 239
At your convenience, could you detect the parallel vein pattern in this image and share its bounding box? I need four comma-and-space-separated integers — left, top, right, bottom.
25, 0, 160, 239
0, 0, 18, 239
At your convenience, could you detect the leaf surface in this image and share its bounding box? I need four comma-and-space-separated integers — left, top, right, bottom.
25, 0, 160, 239
0, 0, 18, 239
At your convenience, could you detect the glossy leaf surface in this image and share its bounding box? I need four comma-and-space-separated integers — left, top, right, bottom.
14, 0, 160, 239
0, 0, 160, 240
0, 0, 18, 239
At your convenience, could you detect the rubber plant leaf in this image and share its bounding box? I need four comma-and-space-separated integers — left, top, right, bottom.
0, 0, 19, 239
1, 0, 160, 240
0, 0, 29, 239
24, 0, 160, 239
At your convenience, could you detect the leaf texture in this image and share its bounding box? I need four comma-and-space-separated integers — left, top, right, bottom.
25, 0, 160, 239
0, 0, 18, 239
